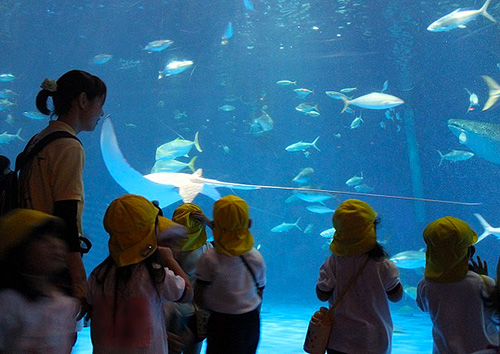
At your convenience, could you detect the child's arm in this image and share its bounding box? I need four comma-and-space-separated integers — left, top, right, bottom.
316, 286, 333, 301
158, 247, 193, 303
387, 282, 403, 302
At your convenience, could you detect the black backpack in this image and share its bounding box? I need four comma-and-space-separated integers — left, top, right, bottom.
0, 131, 80, 216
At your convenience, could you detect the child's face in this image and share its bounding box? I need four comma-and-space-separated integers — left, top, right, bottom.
23, 233, 68, 276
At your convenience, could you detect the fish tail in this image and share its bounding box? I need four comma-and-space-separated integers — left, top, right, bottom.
293, 81, 297, 85
341, 96, 349, 113
482, 76, 500, 111
295, 217, 303, 231
16, 128, 24, 141
312, 136, 321, 152
437, 150, 444, 167
188, 156, 198, 173
480, 0, 497, 22
474, 213, 493, 243
194, 131, 202, 152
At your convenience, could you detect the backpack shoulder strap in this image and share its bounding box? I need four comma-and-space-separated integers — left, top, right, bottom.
15, 131, 81, 171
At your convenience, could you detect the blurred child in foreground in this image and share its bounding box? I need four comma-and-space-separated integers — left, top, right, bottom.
165, 203, 214, 354
0, 209, 78, 353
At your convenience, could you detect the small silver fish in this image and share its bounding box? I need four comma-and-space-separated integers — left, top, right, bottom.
285, 137, 320, 152
292, 167, 314, 183
92, 54, 113, 65
306, 205, 335, 214
271, 218, 302, 232
437, 150, 474, 167
0, 128, 23, 144
144, 39, 174, 52
276, 80, 297, 86
0, 74, 16, 82
23, 111, 48, 120
340, 87, 357, 94
354, 184, 374, 193
219, 104, 236, 112
346, 173, 363, 186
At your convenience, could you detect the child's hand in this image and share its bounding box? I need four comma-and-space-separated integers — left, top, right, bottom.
190, 210, 212, 228
470, 256, 488, 276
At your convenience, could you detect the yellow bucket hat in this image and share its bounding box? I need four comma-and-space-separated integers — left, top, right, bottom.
212, 195, 254, 256
423, 216, 477, 283
104, 194, 176, 267
0, 209, 63, 262
330, 199, 377, 256
172, 203, 207, 251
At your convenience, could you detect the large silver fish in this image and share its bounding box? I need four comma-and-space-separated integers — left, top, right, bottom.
390, 249, 426, 269
339, 92, 404, 113
427, 0, 496, 32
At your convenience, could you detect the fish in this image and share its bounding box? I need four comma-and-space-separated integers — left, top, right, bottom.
285, 137, 320, 152
379, 121, 387, 129
158, 59, 193, 78
0, 128, 23, 144
0, 74, 16, 82
474, 213, 500, 243
350, 115, 363, 129
151, 156, 197, 173
144, 39, 174, 52
340, 87, 357, 94
92, 54, 112, 65
427, 0, 496, 32
292, 167, 314, 184
174, 110, 187, 120
243, 0, 255, 11
277, 80, 297, 86
465, 88, 480, 112
482, 75, 500, 111
294, 88, 314, 99
437, 150, 474, 167
0, 89, 17, 99
340, 92, 404, 113
325, 91, 348, 100
124, 123, 137, 128
271, 218, 302, 233
250, 110, 274, 135
0, 99, 15, 111
306, 205, 335, 214
295, 103, 318, 113
320, 227, 336, 238
345, 173, 363, 186
390, 249, 426, 269
381, 80, 389, 93
448, 119, 500, 164
101, 118, 349, 208
293, 191, 332, 203
23, 111, 48, 120
304, 224, 314, 234
354, 184, 374, 193
223, 22, 234, 41
305, 110, 320, 118
155, 132, 202, 160
219, 104, 236, 112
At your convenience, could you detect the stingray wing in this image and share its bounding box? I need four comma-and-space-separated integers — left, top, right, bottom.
100, 118, 183, 207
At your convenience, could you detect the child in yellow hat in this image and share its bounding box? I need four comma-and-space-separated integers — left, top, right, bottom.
0, 209, 79, 352
165, 203, 214, 354
87, 194, 193, 353
315, 199, 403, 354
416, 217, 498, 353
194, 195, 266, 354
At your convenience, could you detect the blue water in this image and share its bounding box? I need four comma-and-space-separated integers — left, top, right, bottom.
73, 303, 433, 353
1, 0, 499, 352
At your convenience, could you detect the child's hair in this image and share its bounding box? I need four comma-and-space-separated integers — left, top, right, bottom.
36, 70, 107, 117
94, 251, 166, 323
0, 219, 64, 300
367, 216, 389, 261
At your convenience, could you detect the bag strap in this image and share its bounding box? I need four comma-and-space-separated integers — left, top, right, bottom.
15, 131, 81, 172
240, 255, 261, 295
326, 256, 370, 318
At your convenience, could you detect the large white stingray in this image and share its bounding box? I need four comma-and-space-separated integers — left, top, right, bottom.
100, 118, 480, 207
